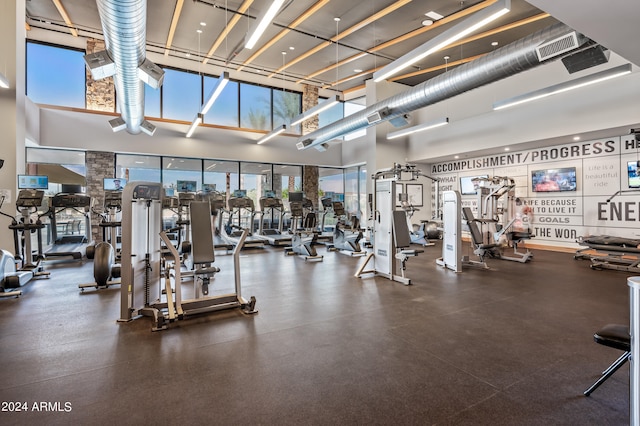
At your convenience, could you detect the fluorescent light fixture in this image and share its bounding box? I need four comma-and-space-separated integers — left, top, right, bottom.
0, 72, 10, 89
257, 124, 287, 145
493, 63, 632, 110
245, 0, 286, 49
373, 0, 511, 82
425, 11, 444, 20
201, 72, 229, 115
386, 117, 449, 140
290, 95, 340, 126
186, 113, 203, 138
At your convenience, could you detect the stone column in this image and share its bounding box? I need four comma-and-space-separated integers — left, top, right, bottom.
303, 165, 319, 208
86, 39, 115, 112
85, 151, 115, 242
301, 84, 319, 135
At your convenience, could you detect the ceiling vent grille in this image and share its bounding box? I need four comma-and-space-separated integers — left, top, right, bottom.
536, 32, 581, 62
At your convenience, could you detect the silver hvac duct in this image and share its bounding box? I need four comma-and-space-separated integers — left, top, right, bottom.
297, 22, 585, 150
85, 0, 164, 136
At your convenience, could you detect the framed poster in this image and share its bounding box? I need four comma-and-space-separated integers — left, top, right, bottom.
406, 183, 423, 207
396, 183, 403, 207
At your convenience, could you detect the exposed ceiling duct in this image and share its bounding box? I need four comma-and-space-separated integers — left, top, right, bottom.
297, 22, 587, 150
85, 0, 164, 136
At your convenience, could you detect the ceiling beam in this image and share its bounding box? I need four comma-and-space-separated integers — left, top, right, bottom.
237, 0, 330, 72
268, 0, 412, 78
164, 0, 185, 56
51, 0, 78, 37
297, 0, 500, 84
202, 0, 254, 65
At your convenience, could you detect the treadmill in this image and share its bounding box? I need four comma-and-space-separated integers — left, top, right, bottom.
196, 191, 233, 252
46, 193, 92, 260
223, 194, 265, 249
257, 195, 292, 246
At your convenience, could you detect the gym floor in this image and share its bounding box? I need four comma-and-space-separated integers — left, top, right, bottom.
0, 241, 630, 425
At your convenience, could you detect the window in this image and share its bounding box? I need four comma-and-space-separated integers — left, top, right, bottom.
203, 160, 239, 198
203, 77, 238, 127
240, 83, 271, 130
343, 100, 366, 140
240, 162, 272, 210
162, 68, 201, 121
116, 155, 161, 183
273, 89, 301, 133
26, 42, 86, 108
273, 164, 302, 202
318, 99, 344, 127
144, 84, 161, 118
344, 166, 360, 218
163, 157, 202, 194
319, 167, 344, 227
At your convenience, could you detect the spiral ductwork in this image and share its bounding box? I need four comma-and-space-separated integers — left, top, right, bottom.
96, 0, 147, 135
298, 22, 584, 150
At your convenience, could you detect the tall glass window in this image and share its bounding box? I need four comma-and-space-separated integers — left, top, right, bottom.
26, 42, 86, 108
359, 166, 368, 221
162, 68, 201, 121
344, 166, 360, 218
273, 164, 302, 202
162, 157, 202, 194
319, 167, 344, 227
240, 162, 272, 210
318, 99, 344, 127
115, 154, 161, 183
144, 84, 161, 118
273, 89, 301, 133
203, 160, 239, 198
203, 77, 239, 127
343, 99, 366, 140
240, 83, 271, 130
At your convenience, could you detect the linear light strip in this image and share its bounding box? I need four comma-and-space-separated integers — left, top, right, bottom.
245, 0, 286, 49
387, 117, 449, 140
257, 124, 287, 144
373, 0, 510, 82
0, 72, 9, 89
493, 63, 633, 110
290, 95, 340, 126
186, 113, 203, 138
201, 72, 229, 115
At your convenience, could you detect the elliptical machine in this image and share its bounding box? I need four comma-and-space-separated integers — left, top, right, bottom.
0, 190, 50, 296
79, 190, 122, 291
327, 200, 364, 255
284, 192, 323, 261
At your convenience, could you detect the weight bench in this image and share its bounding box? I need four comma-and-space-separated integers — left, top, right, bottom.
392, 210, 423, 279
584, 323, 630, 396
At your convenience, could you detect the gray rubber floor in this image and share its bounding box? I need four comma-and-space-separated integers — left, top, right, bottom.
0, 241, 631, 425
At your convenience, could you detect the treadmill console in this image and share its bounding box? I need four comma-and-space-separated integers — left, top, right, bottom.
51, 193, 91, 208
104, 190, 122, 209
16, 189, 45, 208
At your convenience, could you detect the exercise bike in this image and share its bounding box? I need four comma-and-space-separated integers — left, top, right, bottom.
0, 191, 50, 297
327, 201, 364, 255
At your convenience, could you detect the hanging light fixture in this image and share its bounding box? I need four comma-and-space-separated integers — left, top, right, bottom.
201, 71, 230, 115
289, 95, 340, 126
373, 0, 511, 82
493, 63, 632, 110
245, 0, 286, 49
386, 117, 449, 140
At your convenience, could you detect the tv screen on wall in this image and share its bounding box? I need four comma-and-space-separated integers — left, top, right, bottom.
459, 175, 488, 195
176, 180, 197, 192
103, 178, 127, 191
18, 175, 49, 190
629, 161, 640, 188
531, 167, 577, 192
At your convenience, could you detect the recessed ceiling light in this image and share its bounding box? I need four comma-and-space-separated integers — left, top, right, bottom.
200, 22, 206, 26
454, 155, 459, 159
334, 17, 341, 22
422, 19, 434, 26
185, 52, 191, 57
491, 41, 499, 46
425, 11, 443, 20
573, 136, 580, 141
196, 29, 202, 34
354, 68, 363, 73
135, 161, 144, 164
504, 147, 510, 151
281, 51, 286, 55
289, 46, 295, 50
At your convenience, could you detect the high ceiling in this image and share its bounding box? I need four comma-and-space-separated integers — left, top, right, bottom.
25, 0, 560, 94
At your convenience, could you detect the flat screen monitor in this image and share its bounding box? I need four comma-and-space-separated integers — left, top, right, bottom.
333, 193, 344, 202
176, 180, 197, 192
164, 187, 175, 197
264, 190, 275, 198
459, 175, 488, 195
18, 175, 48, 190
202, 183, 216, 193
289, 191, 304, 202
103, 178, 127, 191
628, 161, 640, 188
232, 189, 247, 198
531, 167, 577, 192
